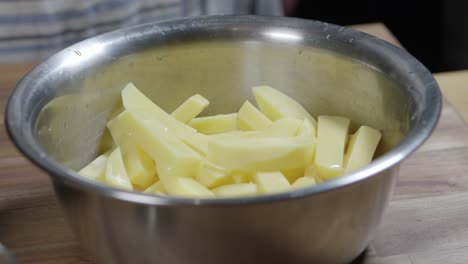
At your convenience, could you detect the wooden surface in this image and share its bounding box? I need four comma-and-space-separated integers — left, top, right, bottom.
1, 24, 468, 263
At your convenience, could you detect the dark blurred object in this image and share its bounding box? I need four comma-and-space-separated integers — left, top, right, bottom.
443, 1, 468, 71
291, 0, 464, 72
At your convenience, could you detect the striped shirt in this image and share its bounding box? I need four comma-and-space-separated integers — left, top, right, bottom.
0, 0, 283, 63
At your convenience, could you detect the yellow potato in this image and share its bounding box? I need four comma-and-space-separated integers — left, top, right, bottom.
121, 83, 196, 135
292, 176, 316, 189
254, 171, 291, 194
179, 132, 209, 155
241, 118, 302, 138
78, 150, 111, 182
163, 177, 215, 198
344, 126, 382, 173
207, 131, 244, 141
297, 118, 316, 138
189, 113, 238, 134
196, 159, 232, 188
281, 167, 305, 183
171, 94, 210, 123
297, 118, 317, 163
121, 83, 207, 155
231, 171, 252, 183
105, 148, 133, 190
252, 85, 317, 127
304, 164, 323, 183
262, 118, 302, 137
208, 137, 314, 171
143, 181, 166, 195
107, 110, 201, 179
314, 115, 350, 180
123, 146, 156, 189
212, 183, 258, 197
106, 124, 156, 189
237, 101, 272, 131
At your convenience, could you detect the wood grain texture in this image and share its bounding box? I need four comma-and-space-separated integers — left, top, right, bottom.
436, 70, 468, 123
1, 24, 468, 263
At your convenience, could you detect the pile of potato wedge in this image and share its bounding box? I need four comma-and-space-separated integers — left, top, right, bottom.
79, 83, 381, 198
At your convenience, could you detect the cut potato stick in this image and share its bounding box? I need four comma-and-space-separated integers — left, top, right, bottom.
344, 126, 382, 173
241, 118, 302, 138
304, 164, 323, 184
122, 146, 156, 189
297, 118, 316, 138
281, 167, 305, 183
213, 183, 258, 197
254, 171, 291, 194
106, 148, 133, 190
208, 137, 315, 171
171, 94, 209, 123
292, 176, 316, 189
231, 171, 252, 183
107, 110, 201, 179
189, 113, 238, 134
122, 83, 196, 134
163, 177, 215, 198
196, 159, 232, 188
237, 101, 272, 131
314, 115, 350, 180
253, 85, 317, 127
122, 83, 211, 156
79, 150, 111, 182
144, 181, 167, 195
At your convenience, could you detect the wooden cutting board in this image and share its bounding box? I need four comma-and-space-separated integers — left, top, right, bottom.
1, 24, 468, 264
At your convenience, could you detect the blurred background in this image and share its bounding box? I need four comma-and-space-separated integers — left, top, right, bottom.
0, 0, 465, 72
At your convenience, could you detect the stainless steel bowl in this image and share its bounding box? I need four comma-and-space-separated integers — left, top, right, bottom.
5, 16, 441, 264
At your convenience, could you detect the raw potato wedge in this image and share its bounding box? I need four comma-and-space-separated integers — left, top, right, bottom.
207, 131, 244, 139
144, 181, 167, 195
123, 146, 156, 189
304, 164, 323, 184
78, 150, 111, 182
281, 167, 305, 183
208, 137, 315, 171
196, 159, 232, 188
241, 118, 302, 138
297, 118, 317, 163
314, 116, 350, 180
254, 171, 291, 194
179, 132, 209, 156
163, 177, 215, 198
344, 126, 382, 173
121, 83, 196, 135
262, 118, 302, 137
107, 110, 201, 179
213, 183, 258, 197
297, 118, 316, 138
237, 101, 272, 131
106, 124, 156, 189
253, 85, 317, 127
231, 171, 252, 183
189, 113, 238, 134
121, 83, 208, 155
171, 94, 210, 123
292, 176, 316, 189
105, 148, 133, 190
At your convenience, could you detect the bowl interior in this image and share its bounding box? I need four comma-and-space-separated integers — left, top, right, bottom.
35, 39, 408, 171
